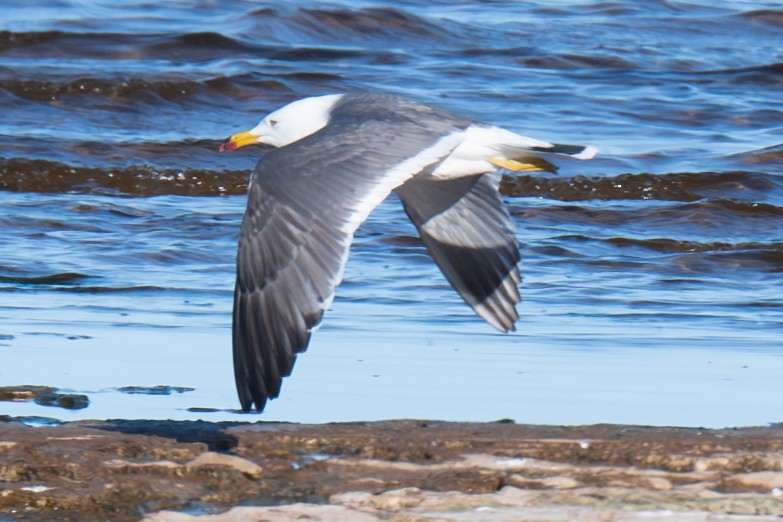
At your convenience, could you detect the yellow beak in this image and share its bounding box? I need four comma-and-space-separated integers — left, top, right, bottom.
219, 130, 259, 152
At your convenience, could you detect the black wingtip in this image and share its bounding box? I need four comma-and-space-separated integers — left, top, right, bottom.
253, 397, 267, 413
236, 394, 267, 413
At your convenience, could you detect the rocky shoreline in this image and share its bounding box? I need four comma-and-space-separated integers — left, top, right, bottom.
1, 418, 782, 521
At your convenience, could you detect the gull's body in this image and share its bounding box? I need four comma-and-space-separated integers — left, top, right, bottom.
220, 92, 596, 412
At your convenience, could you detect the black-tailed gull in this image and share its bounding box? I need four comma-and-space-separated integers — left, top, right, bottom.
219, 92, 596, 412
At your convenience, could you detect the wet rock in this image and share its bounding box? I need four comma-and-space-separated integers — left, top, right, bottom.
105, 458, 181, 471
732, 471, 783, 491
118, 385, 195, 395
19, 485, 52, 493
144, 505, 376, 522
0, 385, 55, 401
0, 415, 63, 426
336, 486, 426, 510
645, 476, 674, 490
540, 476, 580, 489
100, 419, 239, 452
0, 385, 90, 411
186, 452, 263, 479
46, 434, 104, 441
1, 419, 783, 521
33, 391, 89, 410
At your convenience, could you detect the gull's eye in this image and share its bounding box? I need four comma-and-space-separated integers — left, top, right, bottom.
269, 119, 278, 128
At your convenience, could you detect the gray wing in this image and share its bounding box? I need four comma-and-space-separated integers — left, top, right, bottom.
395, 173, 521, 332
234, 115, 467, 412
233, 182, 346, 413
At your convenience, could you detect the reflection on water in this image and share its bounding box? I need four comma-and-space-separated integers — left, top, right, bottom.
0, 0, 781, 427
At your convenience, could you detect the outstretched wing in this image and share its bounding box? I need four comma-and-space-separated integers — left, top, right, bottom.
395, 173, 521, 332
234, 117, 467, 412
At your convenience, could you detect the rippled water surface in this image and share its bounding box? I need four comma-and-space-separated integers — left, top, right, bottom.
1, 0, 781, 427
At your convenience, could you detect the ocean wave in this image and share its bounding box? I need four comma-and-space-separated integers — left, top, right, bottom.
737, 9, 783, 26
732, 143, 783, 165
0, 30, 265, 60
0, 158, 248, 196
500, 171, 783, 203
0, 74, 306, 107
543, 235, 783, 274
516, 53, 638, 71
1, 77, 220, 103
0, 28, 391, 65
3, 157, 781, 218
604, 237, 783, 255
0, 7, 439, 63
696, 63, 783, 86
0, 272, 91, 284
244, 6, 446, 42
0, 272, 171, 295
292, 7, 444, 39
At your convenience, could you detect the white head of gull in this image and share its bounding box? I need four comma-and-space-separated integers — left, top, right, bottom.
219, 92, 596, 412
220, 94, 344, 150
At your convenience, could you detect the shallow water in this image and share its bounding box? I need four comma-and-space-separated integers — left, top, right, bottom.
1, 0, 781, 427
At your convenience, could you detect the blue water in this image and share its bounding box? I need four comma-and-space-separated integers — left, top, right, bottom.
0, 0, 781, 427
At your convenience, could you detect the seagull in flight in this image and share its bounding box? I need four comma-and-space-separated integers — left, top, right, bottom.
219, 92, 596, 412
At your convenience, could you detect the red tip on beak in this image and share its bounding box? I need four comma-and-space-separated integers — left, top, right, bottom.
218, 138, 237, 153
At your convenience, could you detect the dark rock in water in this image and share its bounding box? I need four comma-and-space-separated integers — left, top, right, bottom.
0, 385, 89, 410
33, 391, 90, 410
98, 419, 239, 452
0, 385, 56, 401
0, 272, 90, 285
118, 385, 195, 395
186, 407, 220, 413
0, 158, 249, 197
0, 414, 63, 425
